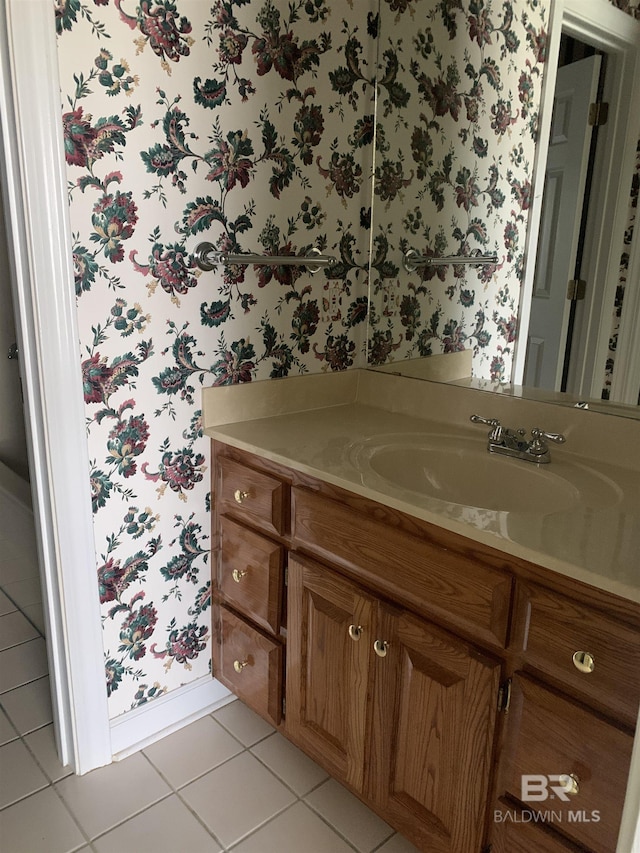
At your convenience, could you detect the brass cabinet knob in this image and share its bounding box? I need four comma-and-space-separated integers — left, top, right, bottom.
234, 489, 250, 504
572, 651, 595, 673
348, 624, 362, 641
374, 639, 389, 658
559, 773, 580, 796
233, 659, 249, 673
232, 568, 247, 583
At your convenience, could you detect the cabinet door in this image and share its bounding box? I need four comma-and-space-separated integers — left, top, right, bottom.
369, 606, 501, 853
286, 554, 374, 792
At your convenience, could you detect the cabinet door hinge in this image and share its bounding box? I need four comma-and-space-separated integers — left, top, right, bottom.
284, 564, 288, 587
282, 695, 286, 717
588, 101, 609, 126
498, 678, 512, 713
567, 278, 586, 301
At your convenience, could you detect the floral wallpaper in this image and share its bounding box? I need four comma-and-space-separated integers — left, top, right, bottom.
55, 0, 376, 718
609, 0, 640, 19
602, 141, 639, 400
367, 0, 550, 382
603, 0, 640, 401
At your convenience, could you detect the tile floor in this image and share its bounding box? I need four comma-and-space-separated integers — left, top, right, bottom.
0, 489, 420, 853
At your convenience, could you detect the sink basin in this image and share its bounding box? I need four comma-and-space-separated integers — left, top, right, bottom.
350, 433, 622, 514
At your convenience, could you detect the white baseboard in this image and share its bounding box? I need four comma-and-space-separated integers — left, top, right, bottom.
110, 677, 233, 761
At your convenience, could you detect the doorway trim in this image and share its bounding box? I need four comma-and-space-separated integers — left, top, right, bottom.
514, 0, 640, 404
0, 0, 111, 773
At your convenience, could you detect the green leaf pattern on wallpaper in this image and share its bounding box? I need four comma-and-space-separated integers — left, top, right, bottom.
55, 0, 552, 716
369, 0, 548, 381
57, 0, 376, 717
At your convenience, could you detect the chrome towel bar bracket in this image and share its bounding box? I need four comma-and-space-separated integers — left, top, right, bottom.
194, 242, 336, 275
403, 249, 498, 273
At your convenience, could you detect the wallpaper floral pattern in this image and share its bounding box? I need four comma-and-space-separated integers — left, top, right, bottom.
602, 138, 639, 400
56, 0, 376, 718
368, 0, 549, 382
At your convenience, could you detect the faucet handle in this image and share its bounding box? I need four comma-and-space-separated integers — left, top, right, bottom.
528, 428, 566, 458
470, 414, 500, 427
530, 428, 566, 445
470, 414, 502, 442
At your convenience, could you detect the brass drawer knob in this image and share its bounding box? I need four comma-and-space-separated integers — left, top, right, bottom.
572, 651, 595, 673
232, 568, 247, 583
233, 658, 249, 673
559, 773, 580, 796
374, 639, 389, 658
348, 624, 362, 641
234, 489, 250, 504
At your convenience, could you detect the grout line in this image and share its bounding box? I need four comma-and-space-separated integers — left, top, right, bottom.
139, 744, 228, 849
50, 781, 114, 850
82, 789, 175, 846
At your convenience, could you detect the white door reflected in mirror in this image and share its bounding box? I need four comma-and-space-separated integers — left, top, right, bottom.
524, 54, 601, 392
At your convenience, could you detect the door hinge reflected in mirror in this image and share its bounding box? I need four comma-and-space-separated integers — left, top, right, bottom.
567, 279, 586, 301
498, 678, 512, 713
588, 101, 609, 126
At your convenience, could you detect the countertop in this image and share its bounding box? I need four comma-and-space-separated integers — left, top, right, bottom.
204, 397, 640, 603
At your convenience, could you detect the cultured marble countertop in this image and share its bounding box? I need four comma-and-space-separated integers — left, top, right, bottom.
205, 401, 640, 603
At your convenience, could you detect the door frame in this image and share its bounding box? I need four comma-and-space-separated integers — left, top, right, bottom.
0, 0, 111, 773
514, 0, 640, 405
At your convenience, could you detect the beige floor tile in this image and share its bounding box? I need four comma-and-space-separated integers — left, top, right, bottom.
0, 637, 47, 693
0, 551, 39, 586
251, 732, 329, 796
305, 779, 394, 853
374, 832, 422, 853
231, 801, 355, 853
92, 794, 222, 853
1, 675, 53, 734
24, 723, 73, 783
22, 601, 46, 634
181, 750, 296, 849
212, 699, 274, 746
0, 786, 86, 853
1, 576, 43, 610
0, 610, 39, 650
0, 738, 49, 808
144, 714, 243, 788
0, 706, 18, 745
56, 752, 171, 839
0, 589, 17, 615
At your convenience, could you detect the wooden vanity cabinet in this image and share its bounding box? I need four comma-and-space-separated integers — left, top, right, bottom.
211, 441, 640, 852
286, 552, 501, 853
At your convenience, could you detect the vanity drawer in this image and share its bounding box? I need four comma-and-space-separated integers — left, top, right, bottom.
503, 675, 633, 853
213, 605, 283, 727
218, 516, 284, 635
516, 582, 640, 726
217, 456, 287, 537
292, 487, 512, 648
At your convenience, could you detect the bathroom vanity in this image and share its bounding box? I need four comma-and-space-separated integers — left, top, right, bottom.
204, 371, 640, 853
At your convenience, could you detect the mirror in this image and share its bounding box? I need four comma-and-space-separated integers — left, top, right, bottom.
366, 0, 639, 418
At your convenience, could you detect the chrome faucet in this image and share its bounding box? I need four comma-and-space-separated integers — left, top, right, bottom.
470, 415, 566, 464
